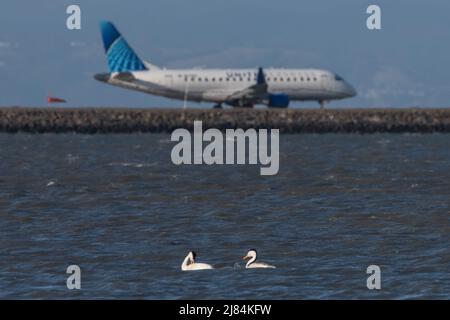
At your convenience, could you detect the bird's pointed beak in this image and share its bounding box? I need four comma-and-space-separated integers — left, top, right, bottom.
243, 255, 249, 260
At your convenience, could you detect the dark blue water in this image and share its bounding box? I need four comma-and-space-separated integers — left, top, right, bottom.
0, 133, 449, 299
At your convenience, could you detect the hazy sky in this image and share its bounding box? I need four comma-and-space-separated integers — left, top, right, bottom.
1, 0, 449, 108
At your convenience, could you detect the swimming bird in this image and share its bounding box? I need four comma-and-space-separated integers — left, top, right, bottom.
181, 251, 214, 271
243, 249, 276, 269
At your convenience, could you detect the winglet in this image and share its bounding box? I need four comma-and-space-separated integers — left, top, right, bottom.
257, 67, 266, 85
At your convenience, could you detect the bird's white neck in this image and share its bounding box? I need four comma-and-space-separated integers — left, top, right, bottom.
182, 254, 192, 269
246, 255, 256, 267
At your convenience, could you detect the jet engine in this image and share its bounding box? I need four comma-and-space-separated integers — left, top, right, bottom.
268, 93, 290, 108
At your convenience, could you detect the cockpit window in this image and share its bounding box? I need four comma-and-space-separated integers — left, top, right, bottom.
335, 74, 343, 81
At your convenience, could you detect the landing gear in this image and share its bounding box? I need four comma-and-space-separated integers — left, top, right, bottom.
233, 102, 254, 108
213, 103, 223, 109
319, 100, 327, 109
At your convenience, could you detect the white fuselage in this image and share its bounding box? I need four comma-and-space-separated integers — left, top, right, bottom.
96, 22, 356, 107
98, 68, 356, 106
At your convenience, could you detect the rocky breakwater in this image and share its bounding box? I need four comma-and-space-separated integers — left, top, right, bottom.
0, 107, 450, 133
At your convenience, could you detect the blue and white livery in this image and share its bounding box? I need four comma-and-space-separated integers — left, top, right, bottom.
95, 21, 357, 108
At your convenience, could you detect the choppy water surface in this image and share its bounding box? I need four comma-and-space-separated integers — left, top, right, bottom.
0, 133, 449, 299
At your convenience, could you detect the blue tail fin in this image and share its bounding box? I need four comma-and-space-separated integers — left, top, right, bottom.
100, 21, 148, 72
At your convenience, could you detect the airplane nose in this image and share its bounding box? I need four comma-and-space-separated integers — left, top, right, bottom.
346, 83, 357, 97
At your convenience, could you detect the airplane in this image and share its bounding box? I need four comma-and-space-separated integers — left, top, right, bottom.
94, 21, 357, 109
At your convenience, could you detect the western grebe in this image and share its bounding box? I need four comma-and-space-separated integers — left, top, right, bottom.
243, 249, 276, 269
181, 251, 214, 271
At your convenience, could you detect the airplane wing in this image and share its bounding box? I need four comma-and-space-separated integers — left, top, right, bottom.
225, 67, 268, 106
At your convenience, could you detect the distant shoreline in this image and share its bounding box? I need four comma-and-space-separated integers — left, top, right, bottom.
1, 107, 450, 134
